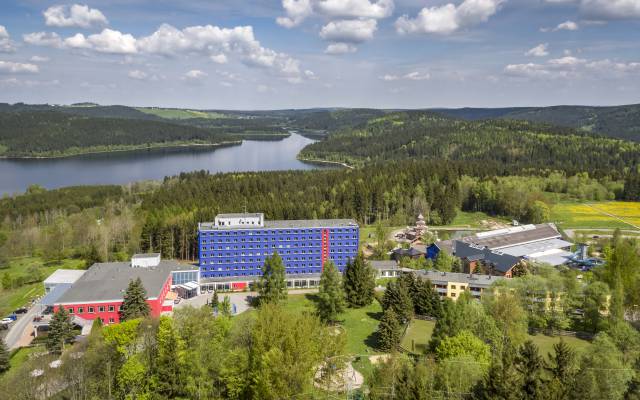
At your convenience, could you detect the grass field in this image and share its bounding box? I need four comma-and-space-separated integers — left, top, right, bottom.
0, 257, 85, 316
400, 319, 435, 353
400, 318, 591, 358
137, 107, 226, 119
551, 201, 640, 229
448, 211, 510, 228
285, 293, 383, 356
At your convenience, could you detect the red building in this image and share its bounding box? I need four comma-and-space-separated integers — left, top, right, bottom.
54, 254, 183, 325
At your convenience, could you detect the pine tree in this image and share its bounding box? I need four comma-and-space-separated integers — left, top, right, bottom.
516, 341, 545, 400
473, 341, 521, 400
413, 278, 442, 317
121, 277, 150, 321
211, 289, 219, 311
377, 307, 401, 352
220, 296, 232, 317
343, 253, 376, 308
153, 317, 186, 399
47, 307, 75, 354
257, 252, 287, 305
545, 339, 577, 400
0, 338, 9, 374
316, 261, 346, 323
381, 280, 413, 324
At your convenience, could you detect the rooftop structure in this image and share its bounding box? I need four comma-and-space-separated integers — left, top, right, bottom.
415, 270, 505, 300
43, 269, 86, 292
462, 224, 562, 250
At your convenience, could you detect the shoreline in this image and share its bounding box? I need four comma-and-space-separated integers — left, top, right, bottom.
296, 157, 354, 169
0, 140, 244, 160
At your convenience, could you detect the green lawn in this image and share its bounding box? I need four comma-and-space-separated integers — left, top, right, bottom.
447, 211, 510, 228
0, 257, 85, 316
285, 293, 383, 356
528, 333, 592, 358
400, 319, 435, 354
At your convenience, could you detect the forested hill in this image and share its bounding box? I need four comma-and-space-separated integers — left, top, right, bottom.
299, 111, 640, 179
0, 112, 237, 157
433, 104, 640, 141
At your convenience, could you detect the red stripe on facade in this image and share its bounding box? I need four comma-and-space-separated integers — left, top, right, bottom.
321, 228, 329, 270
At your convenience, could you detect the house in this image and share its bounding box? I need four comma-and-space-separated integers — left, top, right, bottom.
370, 260, 403, 278
391, 246, 426, 261
414, 270, 505, 300
454, 241, 522, 278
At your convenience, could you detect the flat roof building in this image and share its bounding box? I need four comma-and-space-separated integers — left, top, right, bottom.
54, 255, 193, 325
415, 270, 505, 300
198, 213, 359, 287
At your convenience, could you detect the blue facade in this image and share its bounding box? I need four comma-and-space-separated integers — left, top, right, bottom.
198, 223, 359, 279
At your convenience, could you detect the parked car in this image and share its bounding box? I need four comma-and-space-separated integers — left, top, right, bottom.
14, 307, 28, 314
33, 315, 43, 322
6, 314, 17, 321
1, 317, 13, 325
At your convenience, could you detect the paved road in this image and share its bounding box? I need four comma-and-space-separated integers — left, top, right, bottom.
5, 304, 39, 349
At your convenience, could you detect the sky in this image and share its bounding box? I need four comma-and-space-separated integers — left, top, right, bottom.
0, 0, 639, 109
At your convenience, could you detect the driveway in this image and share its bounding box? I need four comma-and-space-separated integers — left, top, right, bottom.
5, 304, 40, 350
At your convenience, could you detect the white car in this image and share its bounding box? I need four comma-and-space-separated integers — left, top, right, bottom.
0, 318, 13, 325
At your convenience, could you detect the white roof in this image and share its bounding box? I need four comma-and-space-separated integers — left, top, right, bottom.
498, 238, 573, 258
525, 249, 574, 266
43, 269, 86, 285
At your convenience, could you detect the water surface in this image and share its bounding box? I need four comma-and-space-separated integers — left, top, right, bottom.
0, 133, 327, 195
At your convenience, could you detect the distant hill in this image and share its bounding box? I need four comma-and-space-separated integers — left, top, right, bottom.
433, 104, 640, 141
299, 110, 640, 179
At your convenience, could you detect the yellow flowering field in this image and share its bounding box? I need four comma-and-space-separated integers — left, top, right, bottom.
551, 201, 640, 229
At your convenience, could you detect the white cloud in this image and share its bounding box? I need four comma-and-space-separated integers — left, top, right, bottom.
277, 0, 313, 28
556, 20, 579, 30
0, 78, 59, 87
23, 32, 63, 48
0, 25, 15, 52
0, 61, 39, 74
210, 53, 228, 64
404, 71, 430, 80
276, 0, 393, 27
182, 69, 208, 81
304, 69, 318, 79
396, 0, 505, 35
220, 81, 233, 87
128, 69, 148, 80
525, 43, 549, 57
580, 0, 640, 20
316, 0, 394, 19
324, 42, 358, 54
380, 71, 430, 81
320, 19, 377, 42
504, 55, 640, 80
257, 84, 271, 93
23, 23, 306, 82
30, 56, 50, 62
44, 4, 108, 29
63, 29, 137, 54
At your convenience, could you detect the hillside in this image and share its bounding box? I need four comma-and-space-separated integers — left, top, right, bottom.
434, 104, 640, 141
299, 111, 640, 178
0, 111, 237, 157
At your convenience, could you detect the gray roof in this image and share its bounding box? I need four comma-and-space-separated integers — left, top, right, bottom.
41, 283, 74, 306
200, 218, 359, 231
454, 241, 521, 273
415, 270, 505, 287
56, 260, 187, 304
392, 247, 425, 257
43, 269, 86, 285
433, 240, 454, 254
462, 224, 561, 250
498, 238, 573, 257
370, 260, 400, 270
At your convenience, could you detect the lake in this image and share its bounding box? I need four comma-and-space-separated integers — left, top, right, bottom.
0, 133, 329, 195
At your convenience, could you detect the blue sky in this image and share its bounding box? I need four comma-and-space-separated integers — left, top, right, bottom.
0, 0, 639, 109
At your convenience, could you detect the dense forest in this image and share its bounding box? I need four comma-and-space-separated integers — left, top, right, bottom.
435, 103, 640, 141
300, 111, 640, 179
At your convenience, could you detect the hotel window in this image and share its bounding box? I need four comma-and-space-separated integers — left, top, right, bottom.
78, 307, 84, 313
451, 285, 456, 290
109, 318, 115, 324
109, 305, 115, 312
98, 306, 105, 312
67, 307, 74, 314
88, 307, 95, 313
118, 305, 123, 311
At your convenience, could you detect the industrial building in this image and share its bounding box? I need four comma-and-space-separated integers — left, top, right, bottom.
45, 254, 197, 325
428, 223, 573, 267
197, 213, 360, 289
